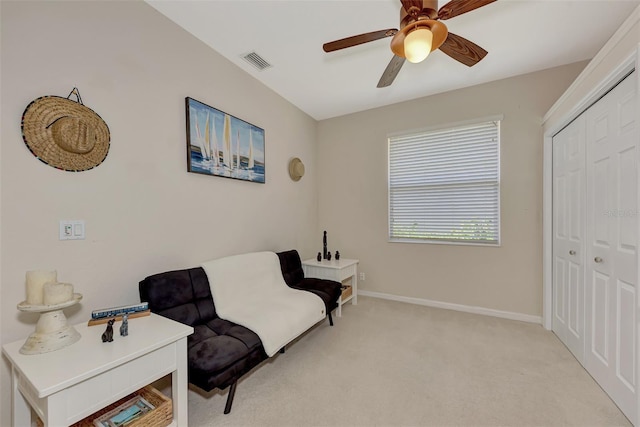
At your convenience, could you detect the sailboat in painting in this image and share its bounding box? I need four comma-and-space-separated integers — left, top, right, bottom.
222, 114, 233, 171
203, 112, 212, 161
210, 114, 220, 167
248, 131, 255, 170
236, 130, 241, 169
195, 114, 209, 161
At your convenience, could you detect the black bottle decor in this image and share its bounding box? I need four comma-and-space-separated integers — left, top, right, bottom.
323, 231, 328, 260
335, 250, 340, 260
317, 252, 322, 262
327, 251, 332, 261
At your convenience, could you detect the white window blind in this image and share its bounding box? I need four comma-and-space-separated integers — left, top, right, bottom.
389, 120, 500, 245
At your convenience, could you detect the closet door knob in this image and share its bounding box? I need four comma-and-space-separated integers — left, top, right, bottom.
569, 250, 576, 255
594, 257, 603, 263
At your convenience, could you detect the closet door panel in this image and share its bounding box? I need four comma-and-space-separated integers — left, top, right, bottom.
553, 166, 567, 335
618, 281, 635, 390
568, 260, 581, 337
554, 257, 567, 330
618, 146, 637, 251
592, 157, 612, 247
585, 72, 637, 424
552, 114, 585, 361
591, 271, 611, 366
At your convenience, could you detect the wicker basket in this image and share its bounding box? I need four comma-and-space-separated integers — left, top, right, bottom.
341, 285, 352, 300
37, 385, 172, 427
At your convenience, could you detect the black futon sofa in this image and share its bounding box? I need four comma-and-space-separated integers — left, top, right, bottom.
138, 250, 341, 414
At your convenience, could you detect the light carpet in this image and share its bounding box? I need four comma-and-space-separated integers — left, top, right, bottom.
178, 296, 630, 426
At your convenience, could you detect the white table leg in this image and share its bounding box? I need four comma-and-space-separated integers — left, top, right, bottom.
12, 367, 31, 427
352, 273, 358, 305
172, 338, 189, 426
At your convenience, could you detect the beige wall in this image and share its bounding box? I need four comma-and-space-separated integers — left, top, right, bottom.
0, 1, 318, 422
317, 62, 587, 317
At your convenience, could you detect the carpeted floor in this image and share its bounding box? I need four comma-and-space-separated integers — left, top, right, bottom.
180, 296, 631, 426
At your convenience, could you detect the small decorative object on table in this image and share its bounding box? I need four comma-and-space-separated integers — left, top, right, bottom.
91, 302, 148, 320
88, 309, 150, 326
316, 252, 322, 262
323, 230, 328, 259
327, 251, 332, 261
102, 319, 115, 343
17, 270, 82, 355
88, 302, 150, 326
120, 313, 129, 337
335, 250, 340, 260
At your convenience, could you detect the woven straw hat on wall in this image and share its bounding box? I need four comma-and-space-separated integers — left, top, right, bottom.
21, 88, 110, 172
288, 157, 305, 181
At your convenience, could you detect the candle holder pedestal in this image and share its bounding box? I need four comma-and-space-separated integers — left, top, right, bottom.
17, 294, 83, 355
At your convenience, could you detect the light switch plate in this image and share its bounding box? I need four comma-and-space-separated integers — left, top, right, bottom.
59, 220, 85, 240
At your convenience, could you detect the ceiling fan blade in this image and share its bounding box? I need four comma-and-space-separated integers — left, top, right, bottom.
377, 55, 406, 88
437, 0, 496, 20
323, 29, 398, 53
438, 32, 488, 67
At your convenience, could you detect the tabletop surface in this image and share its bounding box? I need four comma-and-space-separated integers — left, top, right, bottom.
2, 313, 193, 397
302, 258, 359, 269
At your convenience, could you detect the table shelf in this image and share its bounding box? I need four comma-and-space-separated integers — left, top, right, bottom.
302, 258, 359, 317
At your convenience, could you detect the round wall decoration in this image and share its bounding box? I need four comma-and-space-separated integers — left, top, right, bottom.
288, 157, 305, 181
21, 88, 110, 172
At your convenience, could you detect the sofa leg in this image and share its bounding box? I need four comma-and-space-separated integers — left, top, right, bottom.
280, 347, 285, 354
328, 312, 334, 326
224, 382, 238, 414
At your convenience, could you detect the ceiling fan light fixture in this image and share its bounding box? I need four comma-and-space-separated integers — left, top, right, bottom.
404, 26, 433, 63
390, 19, 447, 63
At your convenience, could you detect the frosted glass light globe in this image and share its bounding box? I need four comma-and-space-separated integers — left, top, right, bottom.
404, 27, 433, 63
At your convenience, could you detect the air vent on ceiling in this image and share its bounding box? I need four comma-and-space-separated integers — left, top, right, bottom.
241, 51, 272, 71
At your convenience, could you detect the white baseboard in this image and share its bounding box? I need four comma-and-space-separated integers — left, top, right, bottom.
358, 290, 542, 324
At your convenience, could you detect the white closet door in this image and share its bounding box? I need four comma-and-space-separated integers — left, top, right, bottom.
552, 114, 586, 363
585, 72, 637, 424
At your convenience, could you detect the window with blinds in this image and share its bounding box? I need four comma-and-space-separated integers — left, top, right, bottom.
388, 119, 500, 245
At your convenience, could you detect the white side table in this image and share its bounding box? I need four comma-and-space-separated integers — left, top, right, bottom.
2, 313, 193, 427
302, 258, 358, 317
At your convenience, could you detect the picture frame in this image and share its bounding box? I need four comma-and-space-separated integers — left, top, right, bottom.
185, 97, 265, 183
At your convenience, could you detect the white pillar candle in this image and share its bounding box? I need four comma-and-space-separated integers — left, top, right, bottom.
25, 270, 57, 305
43, 282, 74, 305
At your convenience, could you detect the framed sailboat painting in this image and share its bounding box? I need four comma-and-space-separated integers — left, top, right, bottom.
186, 97, 265, 183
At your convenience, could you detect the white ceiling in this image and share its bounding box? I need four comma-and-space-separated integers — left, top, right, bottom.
148, 0, 640, 120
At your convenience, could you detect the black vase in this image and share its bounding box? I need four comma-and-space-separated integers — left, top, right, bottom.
317, 252, 322, 262
335, 251, 340, 260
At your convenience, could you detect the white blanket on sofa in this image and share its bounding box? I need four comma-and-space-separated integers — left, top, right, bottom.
201, 251, 325, 357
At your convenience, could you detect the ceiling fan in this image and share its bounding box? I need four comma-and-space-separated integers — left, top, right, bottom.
322, 0, 497, 88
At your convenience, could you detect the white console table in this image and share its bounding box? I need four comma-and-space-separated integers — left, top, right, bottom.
2, 313, 193, 427
302, 258, 358, 317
